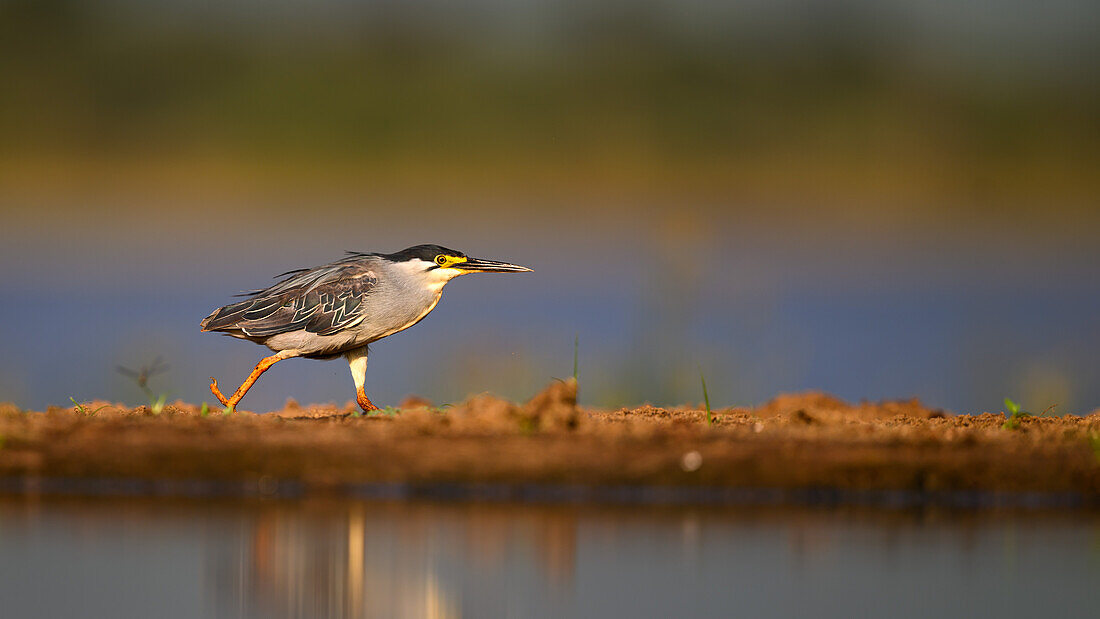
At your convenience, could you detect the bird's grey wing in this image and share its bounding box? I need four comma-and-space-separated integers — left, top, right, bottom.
205, 262, 378, 338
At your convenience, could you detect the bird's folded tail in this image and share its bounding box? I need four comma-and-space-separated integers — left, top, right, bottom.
200, 299, 255, 332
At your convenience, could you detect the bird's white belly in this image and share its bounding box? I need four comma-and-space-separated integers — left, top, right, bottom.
264, 328, 364, 357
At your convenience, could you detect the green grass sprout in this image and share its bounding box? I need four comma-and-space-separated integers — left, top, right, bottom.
1002, 397, 1030, 430
700, 368, 713, 426
200, 402, 210, 417
1002, 398, 1058, 430
69, 397, 109, 416
573, 334, 579, 382
551, 336, 581, 386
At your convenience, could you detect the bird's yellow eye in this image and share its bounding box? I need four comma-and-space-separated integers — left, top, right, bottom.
435, 255, 448, 266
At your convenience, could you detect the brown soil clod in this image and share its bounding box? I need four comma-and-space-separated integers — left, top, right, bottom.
521, 378, 580, 431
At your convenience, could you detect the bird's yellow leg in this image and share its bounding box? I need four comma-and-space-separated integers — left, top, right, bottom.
346, 346, 380, 412
209, 350, 297, 410
355, 386, 380, 412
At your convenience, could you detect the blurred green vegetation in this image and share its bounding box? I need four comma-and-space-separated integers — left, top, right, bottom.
1, 0, 1098, 202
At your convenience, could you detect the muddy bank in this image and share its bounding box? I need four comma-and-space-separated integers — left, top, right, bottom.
1, 381, 1098, 502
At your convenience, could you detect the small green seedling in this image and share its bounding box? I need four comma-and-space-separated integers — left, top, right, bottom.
700, 368, 713, 426
551, 336, 581, 386
573, 334, 579, 382
200, 402, 210, 417
69, 397, 109, 416
1002, 398, 1058, 430
1002, 397, 1029, 430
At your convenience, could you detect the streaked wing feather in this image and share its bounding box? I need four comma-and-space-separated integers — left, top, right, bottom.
238, 307, 300, 337
240, 296, 285, 320
235, 263, 378, 338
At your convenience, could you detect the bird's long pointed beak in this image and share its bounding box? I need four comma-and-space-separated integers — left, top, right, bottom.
458, 257, 533, 273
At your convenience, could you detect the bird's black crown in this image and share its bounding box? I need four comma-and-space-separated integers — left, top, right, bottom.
380, 244, 465, 263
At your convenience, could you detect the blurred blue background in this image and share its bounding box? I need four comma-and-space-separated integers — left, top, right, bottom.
1, 0, 1098, 413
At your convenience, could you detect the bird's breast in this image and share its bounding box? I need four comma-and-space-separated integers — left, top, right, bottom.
358, 287, 444, 342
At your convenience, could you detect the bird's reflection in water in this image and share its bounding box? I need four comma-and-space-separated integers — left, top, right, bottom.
3, 496, 1097, 619
207, 500, 578, 619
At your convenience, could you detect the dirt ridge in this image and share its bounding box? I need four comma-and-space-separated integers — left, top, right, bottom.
2, 381, 1098, 500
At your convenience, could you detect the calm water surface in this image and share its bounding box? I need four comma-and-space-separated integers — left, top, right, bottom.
0, 496, 1097, 618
